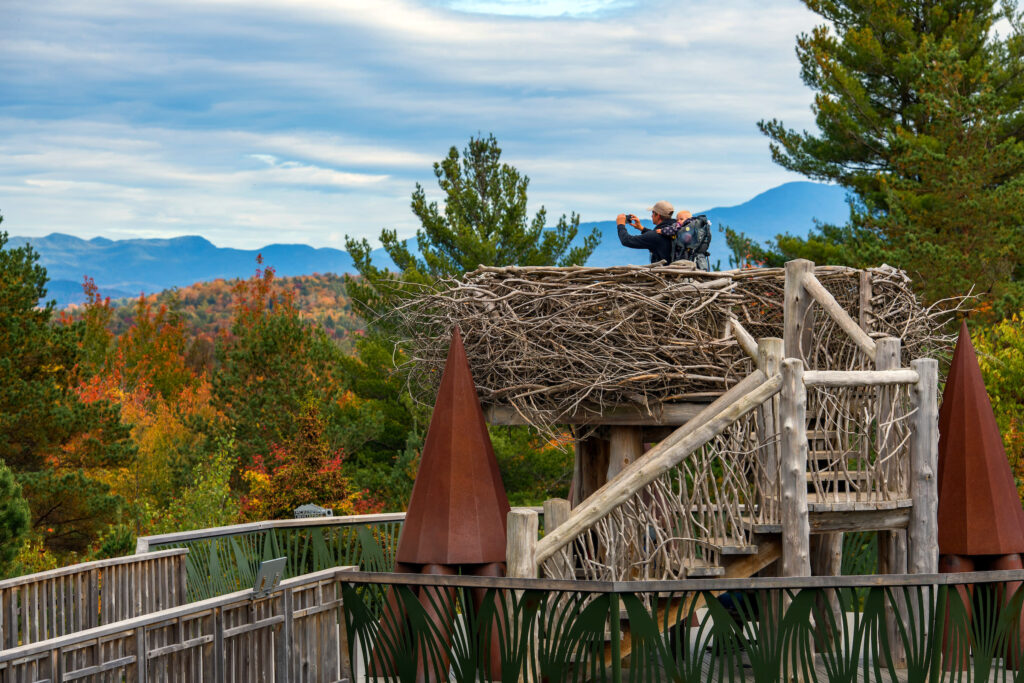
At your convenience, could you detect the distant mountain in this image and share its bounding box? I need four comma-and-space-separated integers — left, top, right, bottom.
7, 234, 353, 306
12, 181, 848, 307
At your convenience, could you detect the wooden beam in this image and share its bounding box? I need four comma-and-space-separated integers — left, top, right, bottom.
801, 270, 878, 362
542, 499, 571, 534
779, 359, 810, 578
536, 370, 777, 564
485, 402, 706, 426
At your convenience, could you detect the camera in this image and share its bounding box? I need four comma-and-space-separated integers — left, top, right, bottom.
625, 213, 636, 223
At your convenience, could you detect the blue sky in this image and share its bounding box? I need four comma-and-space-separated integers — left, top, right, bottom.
1, 0, 821, 249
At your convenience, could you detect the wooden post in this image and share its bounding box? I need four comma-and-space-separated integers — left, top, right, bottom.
756, 338, 783, 547
779, 359, 810, 578
909, 358, 939, 574
571, 436, 609, 506
876, 337, 907, 668
784, 259, 815, 362
607, 427, 643, 481
543, 499, 571, 534
859, 270, 873, 331
507, 509, 540, 579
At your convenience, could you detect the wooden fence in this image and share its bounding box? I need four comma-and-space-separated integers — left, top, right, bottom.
0, 549, 188, 651
0, 567, 353, 683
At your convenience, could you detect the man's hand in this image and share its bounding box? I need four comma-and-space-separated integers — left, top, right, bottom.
629, 215, 643, 231
616, 213, 627, 226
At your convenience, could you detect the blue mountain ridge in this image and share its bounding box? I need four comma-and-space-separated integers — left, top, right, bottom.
10, 181, 848, 307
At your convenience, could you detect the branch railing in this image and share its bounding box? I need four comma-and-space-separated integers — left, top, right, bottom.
532, 359, 932, 583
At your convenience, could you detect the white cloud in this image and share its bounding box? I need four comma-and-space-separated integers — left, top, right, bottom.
1, 0, 823, 249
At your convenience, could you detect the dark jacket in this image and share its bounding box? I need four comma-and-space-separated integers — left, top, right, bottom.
617, 220, 676, 264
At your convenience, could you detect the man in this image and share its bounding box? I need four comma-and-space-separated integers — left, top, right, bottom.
616, 201, 678, 264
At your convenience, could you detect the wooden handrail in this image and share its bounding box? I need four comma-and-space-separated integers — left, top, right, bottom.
0, 548, 187, 589
803, 369, 919, 387
801, 271, 878, 362
135, 512, 407, 552
536, 369, 778, 564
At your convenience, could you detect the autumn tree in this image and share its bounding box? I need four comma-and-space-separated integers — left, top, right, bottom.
758, 0, 1024, 309
214, 260, 379, 473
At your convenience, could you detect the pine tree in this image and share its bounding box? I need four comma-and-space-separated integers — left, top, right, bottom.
758, 0, 1024, 308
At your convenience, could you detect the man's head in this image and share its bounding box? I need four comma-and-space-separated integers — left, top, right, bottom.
647, 200, 675, 223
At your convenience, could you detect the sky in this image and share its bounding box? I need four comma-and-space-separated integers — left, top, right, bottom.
1, 0, 822, 249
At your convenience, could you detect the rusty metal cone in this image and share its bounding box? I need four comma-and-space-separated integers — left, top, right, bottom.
937, 321, 1024, 556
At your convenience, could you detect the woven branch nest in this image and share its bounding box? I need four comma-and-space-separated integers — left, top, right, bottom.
387, 263, 964, 430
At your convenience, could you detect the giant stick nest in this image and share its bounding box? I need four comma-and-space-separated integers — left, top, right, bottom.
386, 263, 963, 430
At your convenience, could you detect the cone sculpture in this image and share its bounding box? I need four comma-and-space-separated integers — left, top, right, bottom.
937, 321, 1024, 556
396, 326, 511, 566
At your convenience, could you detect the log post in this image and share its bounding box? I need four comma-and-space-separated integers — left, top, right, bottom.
756, 338, 783, 542
607, 427, 644, 481
779, 359, 810, 578
784, 259, 815, 362
859, 270, 873, 331
543, 499, 571, 534
909, 358, 939, 575
507, 509, 540, 579
876, 337, 907, 668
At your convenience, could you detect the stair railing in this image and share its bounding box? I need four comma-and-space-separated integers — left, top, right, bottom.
535, 369, 781, 581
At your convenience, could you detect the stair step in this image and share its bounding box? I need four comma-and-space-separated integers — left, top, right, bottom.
683, 559, 725, 578
700, 537, 759, 555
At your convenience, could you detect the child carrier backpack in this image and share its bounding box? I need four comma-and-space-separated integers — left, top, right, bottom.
665, 215, 712, 268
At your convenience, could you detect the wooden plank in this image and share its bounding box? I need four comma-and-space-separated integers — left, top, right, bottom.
779, 359, 810, 578
909, 358, 939, 575
809, 509, 910, 532
536, 370, 774, 564
801, 270, 878, 362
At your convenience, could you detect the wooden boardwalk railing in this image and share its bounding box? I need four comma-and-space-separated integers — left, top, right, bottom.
0, 567, 354, 683
0, 549, 188, 650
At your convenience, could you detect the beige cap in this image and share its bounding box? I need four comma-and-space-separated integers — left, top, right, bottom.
647, 200, 674, 217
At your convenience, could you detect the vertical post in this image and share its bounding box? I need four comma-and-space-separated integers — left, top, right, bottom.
278, 588, 293, 683
756, 338, 783, 537
859, 270, 873, 331
876, 337, 907, 667
542, 499, 571, 534
784, 259, 815, 362
135, 626, 148, 683
507, 509, 540, 579
607, 427, 643, 481
507, 508, 540, 683
779, 359, 810, 578
909, 358, 939, 574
